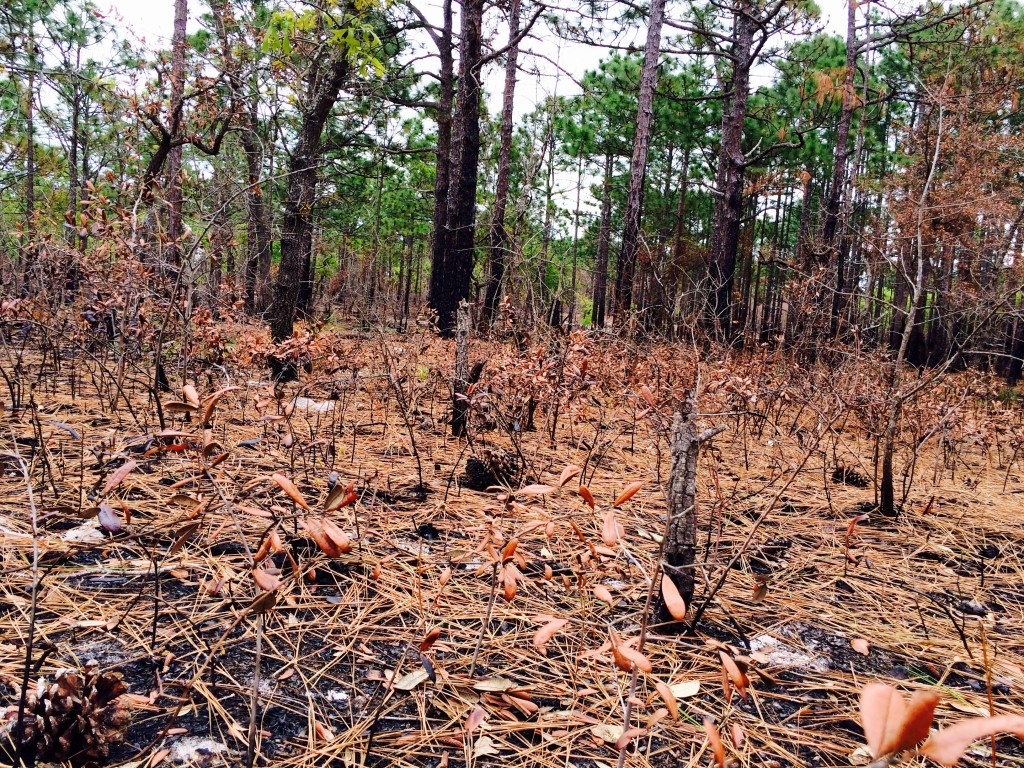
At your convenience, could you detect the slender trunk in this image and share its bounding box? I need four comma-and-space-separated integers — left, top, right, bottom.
66, 82, 80, 248
427, 0, 456, 328
482, 0, 521, 326
269, 55, 350, 345
707, 8, 755, 335
819, 0, 858, 261
24, 27, 36, 282
592, 153, 614, 328
167, 0, 188, 267
432, 0, 486, 335
614, 0, 667, 322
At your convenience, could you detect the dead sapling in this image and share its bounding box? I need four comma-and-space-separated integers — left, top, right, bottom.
656, 391, 725, 631
452, 301, 485, 439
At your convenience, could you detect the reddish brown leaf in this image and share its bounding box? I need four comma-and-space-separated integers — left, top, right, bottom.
850, 638, 870, 656
593, 584, 615, 606
501, 537, 519, 562
559, 465, 581, 487
614, 481, 644, 508
299, 517, 341, 557
730, 722, 746, 749
533, 618, 568, 650
618, 645, 653, 673
719, 651, 749, 702
858, 683, 938, 757
703, 718, 726, 768
654, 681, 679, 721
320, 518, 352, 553
639, 384, 657, 407
202, 386, 241, 425
660, 574, 687, 620
578, 486, 596, 510
503, 562, 518, 602
465, 705, 487, 734
520, 483, 555, 496
601, 509, 620, 547
102, 460, 138, 496
182, 384, 200, 407
420, 627, 442, 653
615, 727, 646, 751
272, 473, 310, 510
920, 714, 1024, 766
253, 568, 281, 592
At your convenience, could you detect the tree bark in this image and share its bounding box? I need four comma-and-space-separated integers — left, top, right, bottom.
482, 0, 522, 326
430, 0, 486, 335
167, 0, 188, 267
614, 0, 667, 323
707, 6, 755, 334
592, 153, 614, 328
427, 0, 456, 329
268, 54, 350, 345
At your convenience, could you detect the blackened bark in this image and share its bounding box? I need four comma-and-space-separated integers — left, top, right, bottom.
614, 0, 666, 322
431, 0, 486, 335
657, 393, 724, 629
269, 55, 351, 343
242, 96, 273, 312
427, 0, 456, 327
707, 7, 755, 334
592, 153, 614, 328
167, 0, 188, 267
482, 0, 522, 326
819, 0, 858, 261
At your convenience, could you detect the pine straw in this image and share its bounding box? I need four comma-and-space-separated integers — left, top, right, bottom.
0, 328, 1022, 768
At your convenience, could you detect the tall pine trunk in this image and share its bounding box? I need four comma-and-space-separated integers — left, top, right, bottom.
268, 56, 350, 345
613, 0, 666, 323
592, 153, 614, 328
707, 7, 754, 334
430, 0, 485, 335
482, 0, 522, 326
167, 0, 188, 267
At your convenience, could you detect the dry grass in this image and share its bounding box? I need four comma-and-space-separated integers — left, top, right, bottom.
0, 323, 1022, 768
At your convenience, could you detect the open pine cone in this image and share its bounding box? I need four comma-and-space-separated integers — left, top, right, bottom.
1, 662, 130, 766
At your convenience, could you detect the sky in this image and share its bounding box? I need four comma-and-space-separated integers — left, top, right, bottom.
100, 0, 852, 120
92, 0, 851, 216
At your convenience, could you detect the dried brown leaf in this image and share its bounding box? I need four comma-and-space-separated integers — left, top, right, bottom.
614, 481, 644, 507
919, 714, 1024, 766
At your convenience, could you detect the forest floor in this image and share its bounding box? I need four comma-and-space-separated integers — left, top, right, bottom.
0, 321, 1022, 768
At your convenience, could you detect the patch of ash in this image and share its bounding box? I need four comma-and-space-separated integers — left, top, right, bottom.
750, 633, 831, 672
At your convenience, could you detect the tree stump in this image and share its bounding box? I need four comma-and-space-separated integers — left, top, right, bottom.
452, 301, 472, 437
657, 390, 724, 629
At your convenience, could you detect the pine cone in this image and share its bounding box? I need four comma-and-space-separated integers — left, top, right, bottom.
1, 662, 130, 766
832, 465, 871, 489
462, 448, 519, 491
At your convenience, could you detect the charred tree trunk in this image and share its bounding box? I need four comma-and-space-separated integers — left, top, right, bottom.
452, 301, 471, 437
430, 0, 485, 336
613, 0, 666, 322
427, 0, 455, 327
592, 153, 614, 329
211, 0, 274, 312
268, 55, 350, 348
819, 0, 858, 262
707, 8, 755, 335
482, 0, 521, 326
658, 393, 725, 629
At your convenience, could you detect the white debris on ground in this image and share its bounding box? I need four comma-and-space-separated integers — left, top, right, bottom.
291, 396, 335, 413
749, 633, 831, 672
169, 736, 228, 765
61, 520, 106, 544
